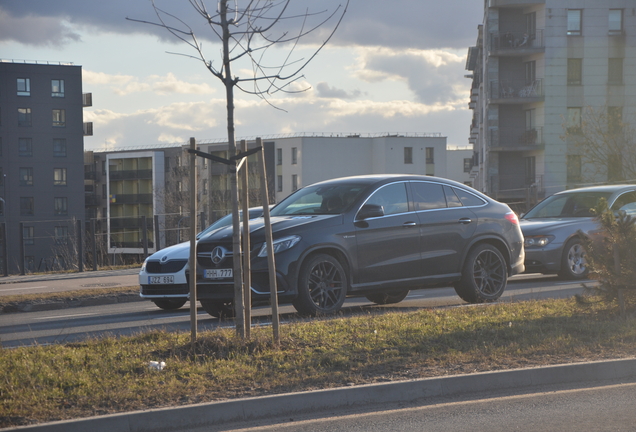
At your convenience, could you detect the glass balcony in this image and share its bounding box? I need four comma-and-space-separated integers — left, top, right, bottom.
490, 127, 543, 149
489, 30, 544, 55
489, 79, 543, 103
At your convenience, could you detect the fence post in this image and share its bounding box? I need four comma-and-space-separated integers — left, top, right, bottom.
1, 223, 7, 276
91, 219, 98, 271
77, 219, 83, 272
141, 215, 148, 259
154, 215, 161, 251
19, 222, 25, 275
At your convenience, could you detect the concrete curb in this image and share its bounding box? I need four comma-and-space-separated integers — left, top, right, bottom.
10, 357, 636, 432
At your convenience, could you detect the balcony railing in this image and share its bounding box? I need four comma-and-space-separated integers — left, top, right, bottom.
490, 127, 543, 149
83, 122, 93, 136
109, 193, 153, 204
83, 93, 93, 107
490, 79, 543, 101
489, 29, 544, 53
109, 169, 153, 180
110, 217, 154, 230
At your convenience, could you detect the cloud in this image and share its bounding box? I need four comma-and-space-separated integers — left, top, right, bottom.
83, 70, 216, 96
315, 82, 361, 99
0, 9, 80, 47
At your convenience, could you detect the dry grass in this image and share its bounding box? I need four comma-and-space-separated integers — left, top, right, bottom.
1, 297, 636, 428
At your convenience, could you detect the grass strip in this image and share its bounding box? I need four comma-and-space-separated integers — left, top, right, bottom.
1, 297, 635, 428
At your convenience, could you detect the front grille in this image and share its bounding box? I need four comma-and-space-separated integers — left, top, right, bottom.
197, 242, 234, 268
146, 259, 187, 274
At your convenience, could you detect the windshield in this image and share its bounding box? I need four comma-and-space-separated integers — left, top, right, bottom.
196, 208, 262, 238
522, 192, 613, 219
271, 183, 368, 216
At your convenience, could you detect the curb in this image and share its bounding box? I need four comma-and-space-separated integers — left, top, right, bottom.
10, 357, 636, 432
1, 294, 144, 314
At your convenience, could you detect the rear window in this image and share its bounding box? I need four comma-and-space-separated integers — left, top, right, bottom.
454, 188, 486, 207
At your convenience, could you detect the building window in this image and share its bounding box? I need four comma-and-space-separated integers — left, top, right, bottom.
17, 78, 30, 96
524, 156, 536, 186
102, 184, 107, 199
567, 59, 582, 85
609, 9, 623, 34
54, 197, 68, 215
23, 226, 34, 245
276, 148, 282, 165
292, 174, 298, 192
54, 168, 67, 186
567, 9, 582, 36
463, 158, 472, 173
425, 147, 434, 164
291, 147, 298, 165
53, 138, 67, 157
608, 153, 622, 182
52, 109, 66, 127
51, 79, 65, 97
18, 108, 32, 126
55, 226, 69, 244
19, 138, 33, 156
404, 147, 413, 164
277, 175, 283, 192
19, 167, 33, 186
608, 58, 623, 85
567, 107, 582, 134
20, 197, 34, 216
525, 60, 536, 84
608, 106, 623, 133
567, 155, 582, 183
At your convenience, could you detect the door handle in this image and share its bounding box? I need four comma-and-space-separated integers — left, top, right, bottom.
458, 218, 472, 224
402, 221, 417, 227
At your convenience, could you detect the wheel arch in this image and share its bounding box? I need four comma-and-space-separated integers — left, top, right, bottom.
462, 236, 513, 275
296, 245, 353, 289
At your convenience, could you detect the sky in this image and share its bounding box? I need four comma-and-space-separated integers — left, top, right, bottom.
0, 0, 484, 151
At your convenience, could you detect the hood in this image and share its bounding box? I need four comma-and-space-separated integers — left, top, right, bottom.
145, 241, 191, 261
519, 217, 593, 235
198, 214, 342, 243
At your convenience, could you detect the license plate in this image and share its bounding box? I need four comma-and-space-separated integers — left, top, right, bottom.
149, 275, 174, 284
205, 268, 233, 279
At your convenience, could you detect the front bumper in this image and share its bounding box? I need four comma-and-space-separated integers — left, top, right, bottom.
523, 243, 564, 274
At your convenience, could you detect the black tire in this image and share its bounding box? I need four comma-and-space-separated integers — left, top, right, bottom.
151, 298, 187, 310
200, 299, 235, 319
454, 244, 507, 303
292, 254, 348, 316
558, 238, 588, 280
365, 289, 410, 305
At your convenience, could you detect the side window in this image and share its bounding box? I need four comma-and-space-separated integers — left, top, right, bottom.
454, 187, 486, 207
611, 191, 636, 215
443, 186, 463, 208
411, 182, 446, 211
366, 182, 409, 216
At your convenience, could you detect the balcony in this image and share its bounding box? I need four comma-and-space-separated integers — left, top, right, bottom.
110, 217, 154, 230
109, 169, 153, 180
489, 174, 545, 207
489, 127, 544, 151
489, 79, 543, 104
489, 30, 544, 55
83, 93, 93, 107
109, 193, 153, 204
83, 122, 93, 136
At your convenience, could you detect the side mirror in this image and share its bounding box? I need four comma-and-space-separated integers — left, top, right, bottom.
356, 204, 384, 220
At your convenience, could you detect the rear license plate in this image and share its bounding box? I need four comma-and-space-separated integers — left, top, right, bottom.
205, 269, 233, 279
149, 275, 174, 284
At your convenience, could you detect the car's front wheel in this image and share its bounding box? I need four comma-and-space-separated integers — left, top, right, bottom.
151, 298, 187, 310
293, 254, 348, 316
558, 238, 588, 280
454, 244, 507, 303
200, 299, 235, 319
365, 289, 410, 305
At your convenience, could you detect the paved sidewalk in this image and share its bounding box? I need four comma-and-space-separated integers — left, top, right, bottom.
0, 268, 139, 285
11, 357, 636, 432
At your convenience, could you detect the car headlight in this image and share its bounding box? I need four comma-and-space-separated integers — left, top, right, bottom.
258, 235, 301, 257
524, 235, 555, 248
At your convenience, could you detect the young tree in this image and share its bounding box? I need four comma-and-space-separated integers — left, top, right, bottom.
562, 106, 636, 184
130, 0, 348, 337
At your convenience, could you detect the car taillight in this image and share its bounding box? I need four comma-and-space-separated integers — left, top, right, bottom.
505, 211, 519, 225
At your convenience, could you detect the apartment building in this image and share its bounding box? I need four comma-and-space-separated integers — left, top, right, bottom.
466, 1, 635, 209
0, 61, 92, 274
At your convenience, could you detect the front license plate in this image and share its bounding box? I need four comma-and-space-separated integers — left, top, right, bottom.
205, 268, 233, 279
149, 275, 174, 284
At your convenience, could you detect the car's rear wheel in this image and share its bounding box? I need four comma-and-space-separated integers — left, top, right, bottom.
365, 289, 410, 305
558, 238, 588, 280
200, 299, 235, 319
293, 254, 348, 316
454, 244, 507, 303
151, 299, 187, 310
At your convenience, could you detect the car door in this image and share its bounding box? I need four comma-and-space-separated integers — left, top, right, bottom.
354, 181, 421, 285
411, 182, 478, 277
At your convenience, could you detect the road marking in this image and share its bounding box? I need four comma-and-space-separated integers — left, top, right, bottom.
1, 285, 48, 291
34, 312, 101, 320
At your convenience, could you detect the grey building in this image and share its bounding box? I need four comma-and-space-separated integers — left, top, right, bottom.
467, 0, 636, 210
0, 60, 92, 274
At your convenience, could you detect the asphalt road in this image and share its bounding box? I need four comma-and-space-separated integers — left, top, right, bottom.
208, 381, 636, 432
0, 274, 591, 348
